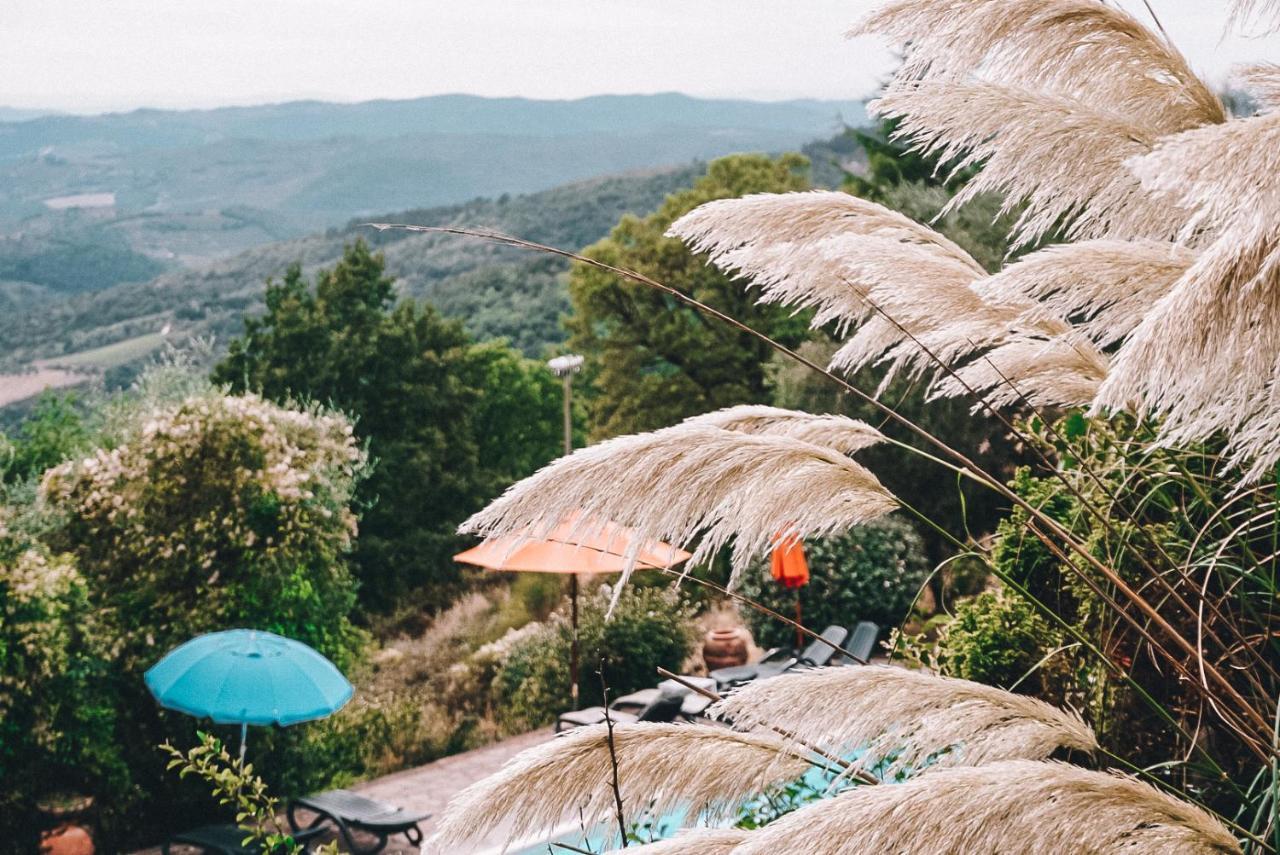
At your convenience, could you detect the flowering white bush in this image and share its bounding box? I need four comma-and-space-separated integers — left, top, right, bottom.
40, 391, 366, 669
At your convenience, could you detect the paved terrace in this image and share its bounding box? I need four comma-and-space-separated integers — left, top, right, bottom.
140, 727, 555, 855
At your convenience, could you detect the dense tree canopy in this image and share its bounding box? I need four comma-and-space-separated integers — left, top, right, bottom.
214, 241, 563, 612
566, 154, 813, 439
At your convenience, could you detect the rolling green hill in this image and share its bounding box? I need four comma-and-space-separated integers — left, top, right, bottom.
2, 128, 864, 395
3, 166, 705, 369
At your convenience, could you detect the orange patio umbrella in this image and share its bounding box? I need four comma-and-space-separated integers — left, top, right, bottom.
771, 532, 810, 651
454, 513, 691, 709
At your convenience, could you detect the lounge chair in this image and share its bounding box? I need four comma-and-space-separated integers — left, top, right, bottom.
834, 620, 880, 665
287, 790, 429, 855
555, 680, 694, 732
709, 624, 849, 689
162, 824, 324, 854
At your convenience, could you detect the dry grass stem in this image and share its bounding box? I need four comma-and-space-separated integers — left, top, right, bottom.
430, 724, 810, 851
461, 423, 897, 586
684, 405, 884, 455
733, 760, 1242, 855
710, 665, 1098, 776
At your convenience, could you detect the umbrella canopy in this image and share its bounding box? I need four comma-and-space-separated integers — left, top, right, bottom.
454, 513, 690, 711
453, 513, 691, 574
145, 629, 353, 727
770, 533, 810, 589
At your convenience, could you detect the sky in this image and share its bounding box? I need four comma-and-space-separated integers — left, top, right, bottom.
2, 1, 1278, 114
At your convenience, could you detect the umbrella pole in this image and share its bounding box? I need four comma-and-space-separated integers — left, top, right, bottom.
570, 573, 580, 710
238, 721, 248, 766
795, 590, 804, 652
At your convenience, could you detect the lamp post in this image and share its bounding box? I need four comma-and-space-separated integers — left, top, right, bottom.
547, 354, 585, 707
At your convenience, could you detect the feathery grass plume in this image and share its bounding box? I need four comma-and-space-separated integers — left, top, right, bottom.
710, 665, 1098, 776
975, 240, 1197, 348
604, 829, 751, 855
668, 191, 985, 330
826, 294, 1048, 393
460, 423, 897, 586
683, 405, 884, 455
1230, 0, 1280, 31
1092, 227, 1280, 481
1234, 63, 1280, 112
670, 190, 983, 274
871, 81, 1187, 246
733, 760, 1242, 855
852, 0, 1225, 134
430, 724, 810, 851
1094, 111, 1280, 479
929, 335, 1109, 409
668, 191, 1028, 386
1128, 110, 1280, 243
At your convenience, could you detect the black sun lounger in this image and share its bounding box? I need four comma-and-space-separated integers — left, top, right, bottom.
163, 823, 324, 855
287, 790, 430, 855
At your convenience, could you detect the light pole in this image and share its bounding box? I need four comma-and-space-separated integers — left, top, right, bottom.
547, 354, 585, 708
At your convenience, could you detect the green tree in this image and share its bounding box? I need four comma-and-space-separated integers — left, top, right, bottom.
215, 241, 563, 612
566, 154, 812, 439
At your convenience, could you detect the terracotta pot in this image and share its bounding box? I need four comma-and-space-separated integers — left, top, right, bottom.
703, 627, 749, 670
40, 824, 93, 855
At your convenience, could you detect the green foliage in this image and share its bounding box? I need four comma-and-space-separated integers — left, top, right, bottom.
41, 390, 366, 669
737, 518, 930, 651
566, 154, 813, 439
162, 733, 339, 855
28, 382, 367, 844
0, 536, 122, 852
906, 412, 1279, 829
0, 391, 91, 484
842, 118, 962, 203
480, 586, 697, 732
214, 242, 564, 613
904, 588, 1064, 694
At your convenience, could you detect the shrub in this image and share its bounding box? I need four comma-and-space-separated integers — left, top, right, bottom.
737, 518, 930, 651
40, 391, 367, 671
484, 586, 697, 733
34, 389, 368, 845
906, 588, 1065, 697
0, 537, 122, 851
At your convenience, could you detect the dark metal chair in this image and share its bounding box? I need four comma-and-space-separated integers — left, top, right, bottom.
555, 681, 690, 732
709, 624, 850, 689
287, 790, 429, 855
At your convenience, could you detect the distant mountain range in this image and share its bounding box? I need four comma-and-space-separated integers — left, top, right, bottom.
0, 94, 867, 405
0, 93, 863, 282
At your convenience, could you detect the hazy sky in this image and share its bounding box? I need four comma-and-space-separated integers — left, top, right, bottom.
3, 1, 1277, 114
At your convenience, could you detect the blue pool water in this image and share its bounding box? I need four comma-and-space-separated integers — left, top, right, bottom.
506, 763, 860, 854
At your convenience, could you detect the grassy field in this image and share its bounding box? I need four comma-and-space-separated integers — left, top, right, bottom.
0, 368, 89, 408
39, 332, 167, 370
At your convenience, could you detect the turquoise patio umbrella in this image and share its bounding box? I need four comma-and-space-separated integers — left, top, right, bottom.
145, 629, 353, 762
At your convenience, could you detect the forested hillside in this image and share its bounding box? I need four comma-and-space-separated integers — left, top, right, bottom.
2, 129, 862, 392
1, 167, 702, 367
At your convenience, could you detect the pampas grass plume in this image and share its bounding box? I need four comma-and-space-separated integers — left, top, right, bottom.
710, 665, 1098, 776
430, 724, 810, 850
